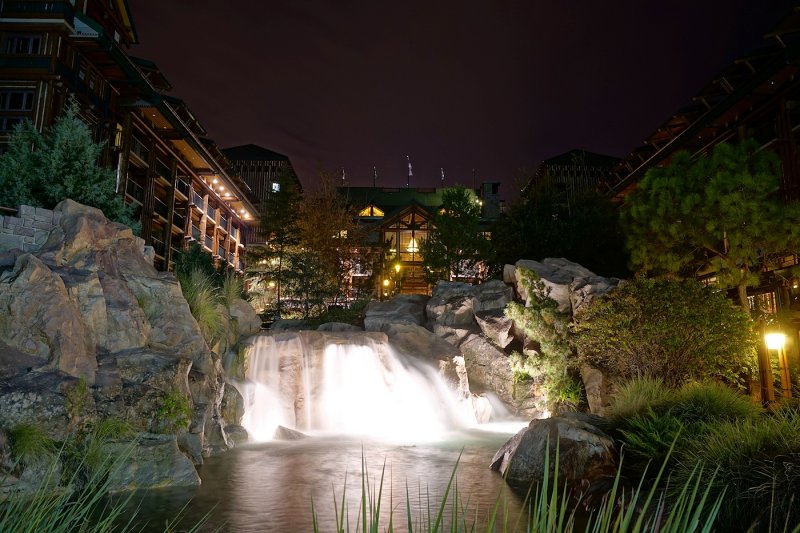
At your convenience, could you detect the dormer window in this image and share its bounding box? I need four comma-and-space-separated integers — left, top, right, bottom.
358, 205, 384, 218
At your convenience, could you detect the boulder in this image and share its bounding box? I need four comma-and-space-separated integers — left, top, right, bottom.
364, 294, 428, 330
426, 282, 475, 328
510, 258, 619, 316
490, 414, 617, 492
273, 425, 308, 440
228, 297, 263, 339
474, 310, 514, 349
224, 424, 249, 446
459, 333, 515, 405
104, 434, 201, 491
271, 319, 313, 331
472, 280, 514, 314
0, 371, 74, 440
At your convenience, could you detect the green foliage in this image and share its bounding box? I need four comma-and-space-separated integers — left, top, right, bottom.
420, 186, 494, 283
618, 409, 685, 470
505, 268, 580, 410
220, 270, 244, 313
674, 408, 800, 530
178, 267, 224, 346
0, 98, 139, 232
64, 377, 89, 425
8, 424, 55, 466
607, 377, 671, 422
667, 381, 762, 425
59, 417, 136, 488
573, 278, 757, 387
157, 389, 192, 433
492, 172, 630, 277
623, 140, 800, 307
174, 242, 220, 283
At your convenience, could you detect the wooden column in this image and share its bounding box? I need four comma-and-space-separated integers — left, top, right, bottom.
161, 158, 178, 270
140, 139, 157, 243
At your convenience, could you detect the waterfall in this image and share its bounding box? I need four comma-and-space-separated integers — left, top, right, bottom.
236, 331, 478, 441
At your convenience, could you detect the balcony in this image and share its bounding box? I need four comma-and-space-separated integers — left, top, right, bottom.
206, 205, 217, 222
219, 215, 228, 232
175, 177, 190, 199
151, 238, 166, 258
203, 234, 213, 251
0, 56, 51, 70
228, 253, 236, 265
190, 190, 203, 209
153, 197, 169, 220
130, 136, 149, 164
0, 1, 74, 24
172, 211, 185, 230
190, 225, 201, 241
230, 226, 239, 240
155, 159, 171, 181
125, 179, 144, 204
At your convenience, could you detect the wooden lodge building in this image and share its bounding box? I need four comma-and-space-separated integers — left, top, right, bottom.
340, 182, 502, 296
606, 6, 800, 400
0, 0, 258, 271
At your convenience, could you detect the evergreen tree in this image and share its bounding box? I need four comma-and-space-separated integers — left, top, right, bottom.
0, 98, 138, 231
420, 186, 493, 283
623, 140, 800, 308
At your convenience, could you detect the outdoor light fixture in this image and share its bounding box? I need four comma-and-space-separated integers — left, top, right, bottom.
394, 263, 401, 274
407, 237, 419, 253
382, 279, 389, 287
212, 178, 218, 184
268, 281, 276, 289
765, 332, 786, 350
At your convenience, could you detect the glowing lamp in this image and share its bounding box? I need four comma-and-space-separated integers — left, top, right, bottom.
268, 281, 276, 289
407, 237, 419, 253
382, 279, 389, 287
394, 263, 401, 274
765, 332, 786, 350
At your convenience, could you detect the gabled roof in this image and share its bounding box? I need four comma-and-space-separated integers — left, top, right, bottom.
222, 144, 290, 162
540, 149, 620, 168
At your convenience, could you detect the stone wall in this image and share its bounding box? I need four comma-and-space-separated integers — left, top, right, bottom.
0, 205, 60, 253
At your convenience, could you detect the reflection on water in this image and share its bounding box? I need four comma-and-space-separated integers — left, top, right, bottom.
124, 427, 526, 532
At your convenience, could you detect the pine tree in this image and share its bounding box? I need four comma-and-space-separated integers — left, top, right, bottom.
0, 98, 138, 231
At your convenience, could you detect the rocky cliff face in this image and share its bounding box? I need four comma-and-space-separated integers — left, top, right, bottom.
0, 201, 258, 487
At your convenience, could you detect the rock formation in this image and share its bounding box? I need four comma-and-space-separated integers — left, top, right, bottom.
0, 201, 258, 490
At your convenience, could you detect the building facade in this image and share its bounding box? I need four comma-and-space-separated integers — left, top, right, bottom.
0, 0, 257, 271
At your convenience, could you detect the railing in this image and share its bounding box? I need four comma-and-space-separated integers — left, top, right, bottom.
0, 57, 51, 70
206, 205, 217, 222
190, 190, 203, 208
130, 136, 149, 163
175, 177, 190, 198
172, 211, 185, 230
125, 179, 144, 203
230, 226, 239, 240
238, 259, 245, 271
155, 159, 171, 180
204, 234, 213, 250
153, 197, 169, 219
191, 225, 201, 241
228, 253, 236, 265
0, 1, 74, 23
219, 215, 228, 232
151, 238, 166, 258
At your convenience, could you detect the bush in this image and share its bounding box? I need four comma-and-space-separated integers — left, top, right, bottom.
607, 377, 671, 423
667, 381, 762, 425
573, 278, 757, 387
157, 389, 192, 433
8, 424, 55, 467
505, 268, 581, 410
178, 267, 224, 346
674, 408, 800, 530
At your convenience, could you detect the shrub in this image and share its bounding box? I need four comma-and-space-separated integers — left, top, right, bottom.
64, 377, 90, 425
618, 409, 684, 470
667, 381, 762, 425
8, 424, 55, 467
157, 389, 192, 433
179, 267, 224, 346
607, 377, 671, 423
573, 278, 757, 387
505, 268, 580, 410
674, 408, 800, 530
220, 270, 245, 313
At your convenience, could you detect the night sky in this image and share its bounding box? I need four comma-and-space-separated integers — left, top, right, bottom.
128, 1, 793, 200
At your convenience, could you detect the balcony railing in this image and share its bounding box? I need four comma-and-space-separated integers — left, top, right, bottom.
191, 225, 201, 241
219, 215, 228, 232
204, 234, 213, 250
125, 179, 144, 203
175, 177, 190, 198
0, 1, 74, 23
230, 226, 239, 240
190, 190, 203, 208
155, 159, 171, 180
153, 197, 169, 219
130, 136, 149, 163
172, 211, 185, 230
206, 205, 217, 222
228, 253, 236, 265
151, 238, 166, 258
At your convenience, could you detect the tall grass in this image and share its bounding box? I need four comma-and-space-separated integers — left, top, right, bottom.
607, 377, 670, 423
220, 270, 244, 313
311, 443, 725, 533
179, 267, 224, 346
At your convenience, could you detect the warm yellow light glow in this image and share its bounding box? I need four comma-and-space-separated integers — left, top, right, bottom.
382, 279, 389, 287
212, 178, 218, 184
407, 237, 419, 253
268, 281, 276, 289
766, 332, 786, 350
394, 263, 401, 274
219, 185, 225, 190
259, 259, 267, 265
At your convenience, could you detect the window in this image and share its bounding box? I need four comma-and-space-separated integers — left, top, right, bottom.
0, 117, 25, 132
270, 181, 280, 193
5, 34, 42, 55
0, 90, 35, 112
358, 204, 384, 217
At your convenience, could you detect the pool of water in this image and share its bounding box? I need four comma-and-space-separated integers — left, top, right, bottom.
121, 425, 527, 532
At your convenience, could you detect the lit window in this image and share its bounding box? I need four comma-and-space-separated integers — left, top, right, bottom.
358, 205, 384, 217
270, 182, 280, 193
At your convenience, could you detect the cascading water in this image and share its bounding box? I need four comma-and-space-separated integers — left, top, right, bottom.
236, 331, 480, 441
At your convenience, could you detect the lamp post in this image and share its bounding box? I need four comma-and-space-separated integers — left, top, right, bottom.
766, 332, 792, 399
